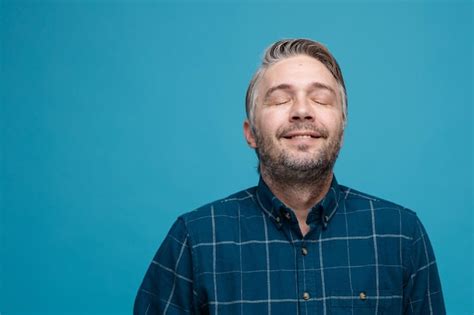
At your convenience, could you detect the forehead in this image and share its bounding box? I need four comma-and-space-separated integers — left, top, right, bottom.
259, 55, 338, 92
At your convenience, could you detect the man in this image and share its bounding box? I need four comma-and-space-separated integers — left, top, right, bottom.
134, 39, 445, 314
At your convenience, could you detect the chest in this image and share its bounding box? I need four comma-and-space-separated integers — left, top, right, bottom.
192, 218, 405, 314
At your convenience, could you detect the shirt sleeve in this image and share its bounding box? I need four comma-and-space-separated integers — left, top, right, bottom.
134, 218, 199, 314
403, 215, 446, 314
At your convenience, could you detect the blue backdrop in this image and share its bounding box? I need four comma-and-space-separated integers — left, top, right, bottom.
1, 1, 472, 314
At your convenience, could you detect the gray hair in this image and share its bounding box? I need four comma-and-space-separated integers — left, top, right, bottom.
245, 39, 348, 128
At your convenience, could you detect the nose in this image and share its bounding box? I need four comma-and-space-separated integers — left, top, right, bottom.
290, 97, 315, 122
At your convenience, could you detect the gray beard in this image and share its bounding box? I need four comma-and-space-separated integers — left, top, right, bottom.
255, 127, 342, 187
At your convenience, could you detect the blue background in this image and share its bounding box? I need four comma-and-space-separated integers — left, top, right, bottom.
1, 1, 472, 314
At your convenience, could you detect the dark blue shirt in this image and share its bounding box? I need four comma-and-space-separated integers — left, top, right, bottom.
134, 176, 445, 314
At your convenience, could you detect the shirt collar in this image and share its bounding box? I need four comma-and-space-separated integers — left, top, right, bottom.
255, 174, 343, 230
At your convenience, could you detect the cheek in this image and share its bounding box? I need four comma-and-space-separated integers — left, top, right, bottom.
318, 109, 344, 128
255, 110, 284, 132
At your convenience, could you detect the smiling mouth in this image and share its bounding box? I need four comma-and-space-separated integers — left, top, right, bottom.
282, 132, 322, 140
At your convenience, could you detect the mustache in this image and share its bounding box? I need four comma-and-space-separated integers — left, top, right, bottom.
277, 122, 329, 139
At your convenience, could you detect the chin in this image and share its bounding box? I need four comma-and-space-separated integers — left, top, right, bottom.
284, 155, 324, 167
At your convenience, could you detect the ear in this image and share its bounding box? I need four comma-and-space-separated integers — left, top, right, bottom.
243, 119, 257, 148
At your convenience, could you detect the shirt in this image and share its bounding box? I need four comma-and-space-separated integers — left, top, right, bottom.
134, 176, 445, 314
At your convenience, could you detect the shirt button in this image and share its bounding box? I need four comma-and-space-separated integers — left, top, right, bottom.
285, 212, 291, 220
303, 292, 310, 300
301, 247, 308, 256
359, 292, 367, 300
276, 216, 281, 223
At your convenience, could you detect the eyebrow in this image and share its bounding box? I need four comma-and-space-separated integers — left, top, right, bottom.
263, 82, 337, 101
308, 82, 337, 96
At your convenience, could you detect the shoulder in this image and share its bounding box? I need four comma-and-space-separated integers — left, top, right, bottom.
340, 184, 416, 216
180, 186, 258, 221
338, 184, 421, 237
175, 185, 260, 237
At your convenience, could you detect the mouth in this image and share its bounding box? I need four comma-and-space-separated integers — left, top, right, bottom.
281, 131, 322, 140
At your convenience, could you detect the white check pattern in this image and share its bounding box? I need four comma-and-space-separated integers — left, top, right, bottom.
134, 176, 445, 314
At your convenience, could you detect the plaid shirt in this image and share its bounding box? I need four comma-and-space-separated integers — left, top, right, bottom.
134, 176, 445, 314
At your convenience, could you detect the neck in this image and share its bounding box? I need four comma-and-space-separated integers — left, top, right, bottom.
261, 167, 333, 216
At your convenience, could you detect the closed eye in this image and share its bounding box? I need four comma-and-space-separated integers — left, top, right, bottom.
274, 99, 291, 105
311, 99, 328, 105
265, 99, 291, 106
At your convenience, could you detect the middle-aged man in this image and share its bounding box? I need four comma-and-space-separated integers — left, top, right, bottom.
134, 39, 445, 314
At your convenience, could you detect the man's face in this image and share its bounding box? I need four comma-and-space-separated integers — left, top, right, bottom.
244, 55, 345, 180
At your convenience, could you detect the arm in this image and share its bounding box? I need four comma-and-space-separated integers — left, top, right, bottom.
134, 218, 200, 314
403, 215, 446, 314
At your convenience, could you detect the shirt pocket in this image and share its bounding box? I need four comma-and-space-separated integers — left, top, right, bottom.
328, 290, 401, 315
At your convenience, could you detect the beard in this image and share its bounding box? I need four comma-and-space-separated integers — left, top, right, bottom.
254, 121, 343, 185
